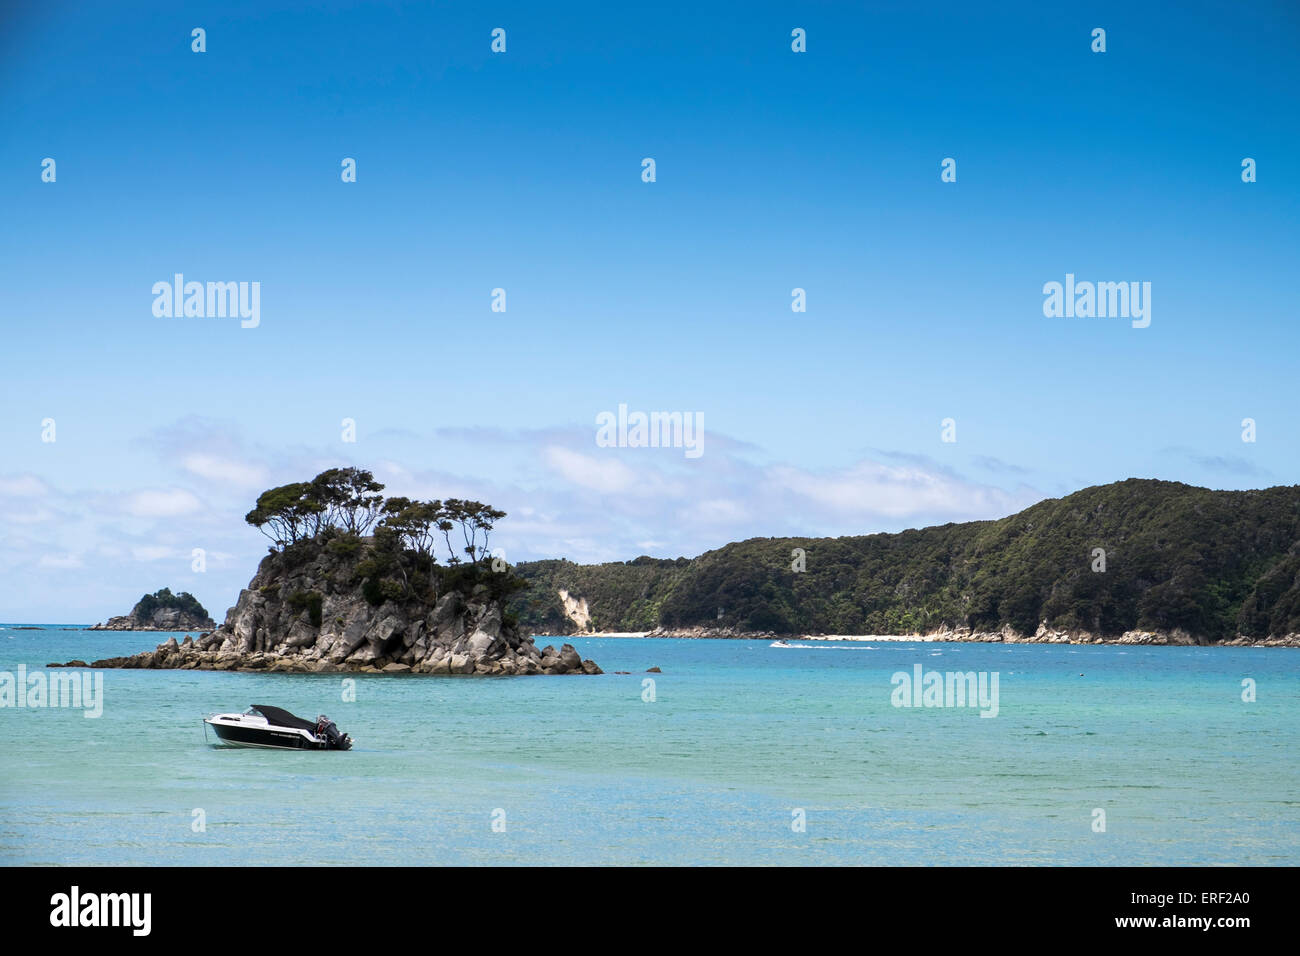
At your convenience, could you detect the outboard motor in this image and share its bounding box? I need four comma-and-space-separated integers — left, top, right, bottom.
315, 714, 353, 750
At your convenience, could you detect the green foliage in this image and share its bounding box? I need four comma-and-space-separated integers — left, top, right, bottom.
244, 481, 323, 547
362, 576, 386, 607
132, 587, 210, 622
309, 468, 386, 535
325, 532, 363, 558
246, 469, 508, 587
441, 499, 506, 565
286, 590, 323, 627
376, 497, 445, 562
510, 481, 1300, 641
244, 469, 384, 549
240, 467, 524, 615
377, 496, 505, 566
508, 557, 692, 634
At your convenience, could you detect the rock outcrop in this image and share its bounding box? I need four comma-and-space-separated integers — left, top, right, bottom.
90, 591, 216, 632
66, 540, 602, 676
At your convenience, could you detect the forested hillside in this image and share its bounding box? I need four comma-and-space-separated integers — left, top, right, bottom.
510, 480, 1300, 641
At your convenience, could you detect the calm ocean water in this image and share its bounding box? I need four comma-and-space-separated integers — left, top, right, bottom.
1, 625, 1296, 865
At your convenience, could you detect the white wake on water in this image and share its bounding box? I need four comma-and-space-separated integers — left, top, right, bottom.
770, 642, 878, 650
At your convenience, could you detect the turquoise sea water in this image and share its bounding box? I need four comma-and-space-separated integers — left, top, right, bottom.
1, 625, 1296, 865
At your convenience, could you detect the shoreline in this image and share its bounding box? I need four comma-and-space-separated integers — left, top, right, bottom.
549, 625, 1300, 648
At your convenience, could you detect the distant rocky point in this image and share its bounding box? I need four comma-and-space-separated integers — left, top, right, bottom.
91, 587, 216, 632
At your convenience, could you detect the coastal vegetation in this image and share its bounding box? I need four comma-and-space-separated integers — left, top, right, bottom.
245, 467, 519, 610
91, 586, 216, 631
511, 557, 691, 634
510, 479, 1300, 642
132, 587, 210, 623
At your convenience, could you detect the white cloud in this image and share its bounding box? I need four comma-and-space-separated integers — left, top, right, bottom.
2, 508, 55, 525
38, 553, 83, 569
123, 488, 204, 518
542, 447, 690, 500
0, 474, 50, 497
181, 454, 267, 488
544, 446, 640, 495
768, 461, 1030, 521
681, 497, 749, 524
131, 545, 177, 561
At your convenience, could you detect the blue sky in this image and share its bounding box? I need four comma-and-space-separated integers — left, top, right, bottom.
2, 1, 1298, 622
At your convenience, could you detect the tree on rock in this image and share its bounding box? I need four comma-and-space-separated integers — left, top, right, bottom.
245, 482, 324, 547
244, 470, 507, 574
310, 467, 386, 535
376, 497, 445, 562
133, 587, 210, 622
443, 499, 506, 565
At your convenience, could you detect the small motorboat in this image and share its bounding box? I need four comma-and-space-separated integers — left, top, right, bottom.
770, 639, 791, 648
203, 704, 353, 750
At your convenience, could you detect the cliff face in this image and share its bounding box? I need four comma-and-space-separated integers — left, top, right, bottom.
557, 588, 591, 632
76, 540, 601, 676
